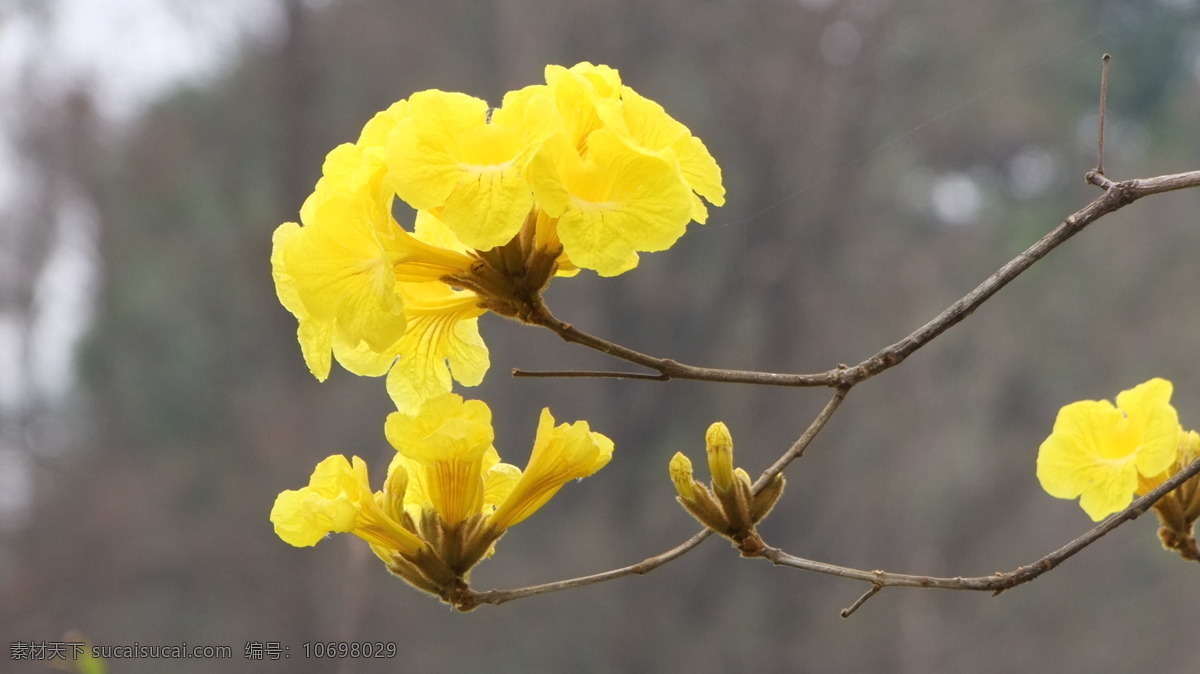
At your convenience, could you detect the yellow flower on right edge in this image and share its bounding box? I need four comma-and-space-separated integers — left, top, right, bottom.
1036, 378, 1180, 521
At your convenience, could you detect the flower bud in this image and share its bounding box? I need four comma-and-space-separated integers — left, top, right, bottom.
706, 422, 736, 493
669, 452, 698, 503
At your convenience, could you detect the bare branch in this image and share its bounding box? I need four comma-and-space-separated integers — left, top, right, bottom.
524, 169, 1200, 389
1096, 53, 1111, 175
841, 585, 881, 618
753, 387, 848, 490
751, 455, 1200, 616
511, 367, 668, 381
467, 529, 714, 608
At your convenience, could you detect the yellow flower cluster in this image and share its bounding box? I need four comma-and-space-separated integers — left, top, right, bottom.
271, 62, 724, 413
1037, 378, 1200, 558
268, 63, 722, 603
270, 394, 613, 601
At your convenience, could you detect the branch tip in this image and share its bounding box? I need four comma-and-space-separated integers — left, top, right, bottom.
1096, 52, 1111, 176
841, 585, 882, 618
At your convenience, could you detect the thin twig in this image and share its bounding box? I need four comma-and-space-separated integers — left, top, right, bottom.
1097, 53, 1111, 175
467, 529, 714, 608
752, 454, 1200, 616
511, 367, 668, 381
523, 169, 1200, 389
753, 387, 849, 490
841, 585, 881, 618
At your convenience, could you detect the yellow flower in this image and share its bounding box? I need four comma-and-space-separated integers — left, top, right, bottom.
487, 408, 614, 531
271, 180, 407, 379
271, 141, 478, 381
387, 89, 554, 251
385, 395, 612, 532
530, 129, 693, 276
592, 84, 725, 223
384, 394, 499, 526
1037, 378, 1180, 520
270, 454, 425, 556
273, 63, 725, 408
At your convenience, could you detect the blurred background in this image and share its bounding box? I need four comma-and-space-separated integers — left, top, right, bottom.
2, 0, 1199, 672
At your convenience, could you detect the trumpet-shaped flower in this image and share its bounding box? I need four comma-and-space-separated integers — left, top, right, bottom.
592, 84, 725, 223
385, 395, 613, 533
1037, 378, 1180, 520
384, 394, 498, 526
271, 141, 478, 382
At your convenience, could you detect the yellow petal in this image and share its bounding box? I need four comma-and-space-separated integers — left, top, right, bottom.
564, 62, 623, 97
384, 283, 489, 414
595, 86, 725, 217
270, 455, 367, 547
384, 394, 496, 525
331, 331, 399, 377
484, 462, 523, 511
413, 210, 472, 254
487, 409, 614, 530
272, 190, 408, 372
1114, 377, 1179, 477
387, 90, 549, 250
530, 129, 692, 276
1037, 401, 1127, 501
358, 100, 411, 148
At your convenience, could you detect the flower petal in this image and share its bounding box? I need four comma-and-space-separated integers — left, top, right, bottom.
384, 284, 489, 414
385, 394, 496, 525
531, 129, 692, 276
388, 90, 550, 250
270, 455, 366, 547
487, 409, 613, 530
1115, 377, 1179, 477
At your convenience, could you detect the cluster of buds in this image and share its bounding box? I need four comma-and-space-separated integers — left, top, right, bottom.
669, 422, 785, 554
